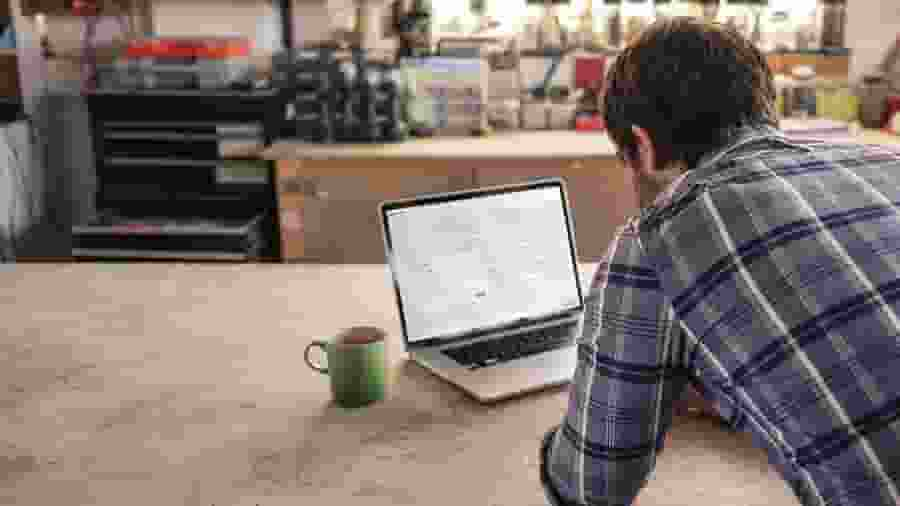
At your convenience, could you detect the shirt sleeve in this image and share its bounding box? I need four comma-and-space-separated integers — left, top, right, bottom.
541, 223, 693, 506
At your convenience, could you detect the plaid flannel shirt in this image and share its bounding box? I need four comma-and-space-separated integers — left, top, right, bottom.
541, 125, 900, 506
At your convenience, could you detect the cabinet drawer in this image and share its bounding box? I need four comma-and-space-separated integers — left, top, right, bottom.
103, 137, 220, 160
98, 156, 270, 193
97, 163, 213, 191
73, 210, 266, 260
98, 186, 266, 216
88, 89, 283, 124
101, 124, 267, 159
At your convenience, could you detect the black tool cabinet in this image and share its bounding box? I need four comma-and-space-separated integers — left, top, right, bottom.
73, 88, 286, 260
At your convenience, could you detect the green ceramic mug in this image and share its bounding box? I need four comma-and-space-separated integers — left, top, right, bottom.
304, 326, 388, 408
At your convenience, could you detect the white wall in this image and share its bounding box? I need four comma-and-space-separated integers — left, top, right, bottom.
152, 0, 272, 38
151, 0, 358, 49
0, 120, 40, 260
847, 0, 900, 81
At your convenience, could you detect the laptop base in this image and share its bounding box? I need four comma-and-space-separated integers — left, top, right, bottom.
411, 343, 578, 403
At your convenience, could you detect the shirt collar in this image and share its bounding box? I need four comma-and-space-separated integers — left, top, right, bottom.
634, 123, 785, 224
687, 123, 785, 182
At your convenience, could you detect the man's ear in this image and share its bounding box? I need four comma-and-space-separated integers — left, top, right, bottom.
630, 125, 682, 182
629, 125, 657, 178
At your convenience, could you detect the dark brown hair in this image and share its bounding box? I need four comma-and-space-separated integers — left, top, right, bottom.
603, 17, 777, 170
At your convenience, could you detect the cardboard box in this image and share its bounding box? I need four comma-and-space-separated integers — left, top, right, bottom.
521, 100, 550, 130
401, 57, 490, 136
548, 102, 577, 130
487, 99, 520, 129
489, 69, 520, 100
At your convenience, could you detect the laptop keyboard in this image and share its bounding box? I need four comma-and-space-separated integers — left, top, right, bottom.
442, 325, 574, 369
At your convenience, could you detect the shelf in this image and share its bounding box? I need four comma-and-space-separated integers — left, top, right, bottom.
767, 52, 851, 79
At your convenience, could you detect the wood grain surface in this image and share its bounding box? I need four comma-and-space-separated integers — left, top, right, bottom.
263, 132, 619, 161
1, 263, 797, 506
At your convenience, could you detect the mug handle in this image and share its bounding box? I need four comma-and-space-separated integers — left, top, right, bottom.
304, 340, 328, 374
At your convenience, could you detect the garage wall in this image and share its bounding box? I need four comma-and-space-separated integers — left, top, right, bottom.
847, 0, 900, 81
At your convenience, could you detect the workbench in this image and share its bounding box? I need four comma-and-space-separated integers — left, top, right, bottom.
2, 262, 798, 506
263, 131, 635, 263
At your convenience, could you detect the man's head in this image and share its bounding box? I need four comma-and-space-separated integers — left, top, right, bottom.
603, 18, 777, 207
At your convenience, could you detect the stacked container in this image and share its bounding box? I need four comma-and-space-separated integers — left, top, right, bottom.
274, 47, 407, 143
98, 37, 254, 90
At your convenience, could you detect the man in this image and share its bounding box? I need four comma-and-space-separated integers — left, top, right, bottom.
540, 18, 900, 506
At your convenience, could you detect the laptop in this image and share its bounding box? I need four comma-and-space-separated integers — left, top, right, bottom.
379, 178, 585, 402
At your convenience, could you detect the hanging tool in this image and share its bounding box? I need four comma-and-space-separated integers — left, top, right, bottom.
529, 47, 570, 100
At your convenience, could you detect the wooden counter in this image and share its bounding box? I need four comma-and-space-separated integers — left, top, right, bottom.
2, 263, 798, 506
766, 52, 850, 80
264, 131, 634, 264
263, 131, 619, 162
266, 129, 900, 264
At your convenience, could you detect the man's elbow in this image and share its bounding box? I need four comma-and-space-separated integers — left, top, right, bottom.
542, 427, 657, 506
585, 461, 654, 506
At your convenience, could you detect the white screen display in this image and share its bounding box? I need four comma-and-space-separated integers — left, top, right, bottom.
385, 186, 581, 343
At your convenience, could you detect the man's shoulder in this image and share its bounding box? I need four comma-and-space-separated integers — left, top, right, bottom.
639, 139, 900, 235
701, 138, 894, 186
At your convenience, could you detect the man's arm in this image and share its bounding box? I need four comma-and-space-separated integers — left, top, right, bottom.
541, 224, 693, 506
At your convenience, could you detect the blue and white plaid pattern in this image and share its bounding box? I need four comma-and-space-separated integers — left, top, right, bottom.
541, 126, 900, 506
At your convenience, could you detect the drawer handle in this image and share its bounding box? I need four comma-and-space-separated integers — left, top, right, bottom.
570, 160, 584, 170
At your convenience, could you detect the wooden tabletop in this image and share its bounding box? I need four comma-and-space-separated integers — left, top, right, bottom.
3, 263, 797, 506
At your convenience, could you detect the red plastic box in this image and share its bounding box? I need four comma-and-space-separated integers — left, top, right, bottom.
574, 55, 607, 91
575, 114, 605, 132
125, 37, 251, 60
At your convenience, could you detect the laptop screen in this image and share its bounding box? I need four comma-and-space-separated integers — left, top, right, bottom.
382, 180, 583, 346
